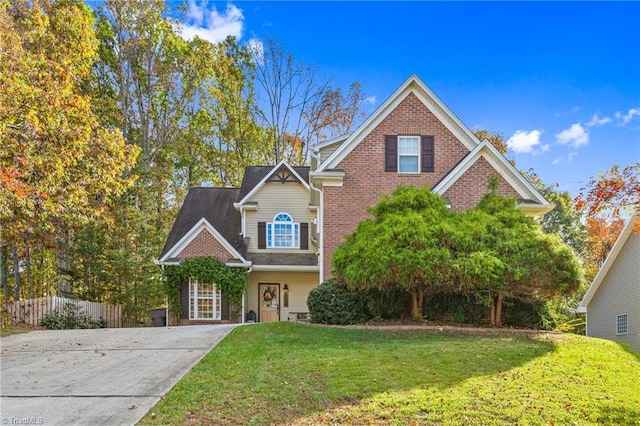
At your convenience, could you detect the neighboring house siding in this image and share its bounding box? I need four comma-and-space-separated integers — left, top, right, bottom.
245, 271, 319, 321
245, 182, 314, 253
322, 93, 519, 279
587, 231, 640, 352
319, 143, 342, 162
177, 229, 234, 261
442, 157, 520, 211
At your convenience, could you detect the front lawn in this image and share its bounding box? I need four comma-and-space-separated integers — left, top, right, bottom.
139, 323, 640, 425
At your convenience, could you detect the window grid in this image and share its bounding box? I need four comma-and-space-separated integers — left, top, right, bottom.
398, 136, 419, 173
617, 313, 628, 335
189, 279, 221, 320
267, 213, 299, 248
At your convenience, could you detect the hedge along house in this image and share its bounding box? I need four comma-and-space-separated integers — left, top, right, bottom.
157, 75, 553, 324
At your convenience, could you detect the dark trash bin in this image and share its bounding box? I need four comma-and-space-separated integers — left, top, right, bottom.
246, 310, 257, 323
149, 308, 167, 327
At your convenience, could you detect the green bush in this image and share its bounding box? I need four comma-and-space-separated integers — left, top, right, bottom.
40, 302, 107, 329
307, 280, 369, 325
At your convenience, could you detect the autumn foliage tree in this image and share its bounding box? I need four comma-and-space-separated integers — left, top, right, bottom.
576, 163, 640, 229
0, 0, 138, 300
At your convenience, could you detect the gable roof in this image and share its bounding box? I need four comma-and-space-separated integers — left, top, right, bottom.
158, 187, 243, 262
236, 161, 310, 206
432, 139, 551, 207
578, 210, 639, 312
317, 74, 481, 172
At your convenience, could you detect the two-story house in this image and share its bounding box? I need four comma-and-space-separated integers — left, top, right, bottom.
157, 75, 552, 324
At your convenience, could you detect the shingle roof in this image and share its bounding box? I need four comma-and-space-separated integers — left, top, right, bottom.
246, 253, 318, 266
238, 165, 309, 200
158, 187, 242, 259
160, 164, 311, 262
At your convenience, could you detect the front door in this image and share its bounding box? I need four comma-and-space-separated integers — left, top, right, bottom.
259, 283, 280, 322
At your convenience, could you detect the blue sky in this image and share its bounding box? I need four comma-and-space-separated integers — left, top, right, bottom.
177, 1, 639, 197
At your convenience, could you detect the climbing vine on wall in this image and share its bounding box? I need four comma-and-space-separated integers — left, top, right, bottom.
164, 257, 247, 316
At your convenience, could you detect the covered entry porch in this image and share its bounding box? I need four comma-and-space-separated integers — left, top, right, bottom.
245, 270, 319, 323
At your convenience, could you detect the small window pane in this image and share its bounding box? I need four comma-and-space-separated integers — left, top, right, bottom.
398, 137, 419, 154
617, 314, 628, 335
399, 156, 419, 173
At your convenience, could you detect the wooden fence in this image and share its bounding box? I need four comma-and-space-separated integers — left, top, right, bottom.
7, 296, 122, 328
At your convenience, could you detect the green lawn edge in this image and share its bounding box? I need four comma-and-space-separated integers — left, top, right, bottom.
139, 322, 640, 425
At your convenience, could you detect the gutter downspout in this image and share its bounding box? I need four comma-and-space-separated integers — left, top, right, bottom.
310, 181, 323, 284
242, 266, 251, 324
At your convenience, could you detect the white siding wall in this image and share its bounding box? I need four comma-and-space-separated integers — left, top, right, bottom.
245, 182, 315, 253
587, 231, 640, 352
319, 143, 341, 162
245, 271, 319, 321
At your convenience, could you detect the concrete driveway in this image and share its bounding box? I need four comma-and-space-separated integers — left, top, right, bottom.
0, 324, 239, 425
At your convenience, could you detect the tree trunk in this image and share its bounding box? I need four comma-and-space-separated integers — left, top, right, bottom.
410, 290, 421, 321
495, 293, 504, 327
489, 294, 496, 326
1, 245, 8, 299
12, 245, 21, 300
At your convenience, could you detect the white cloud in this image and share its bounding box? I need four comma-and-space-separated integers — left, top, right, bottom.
506, 130, 543, 154
615, 108, 640, 125
180, 1, 244, 44
552, 157, 561, 165
365, 96, 377, 105
555, 123, 589, 148
585, 113, 612, 127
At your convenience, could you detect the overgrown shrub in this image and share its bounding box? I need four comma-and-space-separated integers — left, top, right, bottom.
40, 302, 107, 329
424, 293, 486, 324
365, 289, 411, 320
307, 280, 369, 325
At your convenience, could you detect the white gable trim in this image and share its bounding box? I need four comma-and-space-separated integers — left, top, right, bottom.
235, 160, 309, 207
578, 210, 638, 312
432, 139, 550, 207
315, 133, 351, 151
317, 75, 480, 172
158, 217, 248, 264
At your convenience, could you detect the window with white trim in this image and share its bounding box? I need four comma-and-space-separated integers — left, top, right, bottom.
267, 213, 300, 248
398, 136, 420, 173
189, 278, 221, 320
617, 313, 628, 335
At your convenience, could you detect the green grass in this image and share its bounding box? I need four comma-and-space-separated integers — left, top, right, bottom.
139, 323, 640, 425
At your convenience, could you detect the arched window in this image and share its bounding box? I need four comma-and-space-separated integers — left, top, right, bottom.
267, 212, 300, 248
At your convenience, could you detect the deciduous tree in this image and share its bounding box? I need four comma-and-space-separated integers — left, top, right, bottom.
576, 163, 639, 230
0, 0, 138, 299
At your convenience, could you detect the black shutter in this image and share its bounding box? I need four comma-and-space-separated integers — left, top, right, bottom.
421, 135, 434, 172
385, 135, 398, 172
258, 222, 266, 249
300, 223, 309, 250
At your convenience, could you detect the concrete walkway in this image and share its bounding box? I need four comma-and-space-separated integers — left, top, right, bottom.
0, 324, 239, 425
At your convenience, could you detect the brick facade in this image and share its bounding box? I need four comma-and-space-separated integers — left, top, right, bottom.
322, 93, 522, 279
442, 156, 520, 212
177, 229, 234, 262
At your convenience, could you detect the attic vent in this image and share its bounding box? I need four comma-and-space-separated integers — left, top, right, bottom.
268, 167, 298, 184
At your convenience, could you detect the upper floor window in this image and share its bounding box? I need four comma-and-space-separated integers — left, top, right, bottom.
385, 135, 434, 173
398, 136, 420, 173
267, 213, 300, 248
